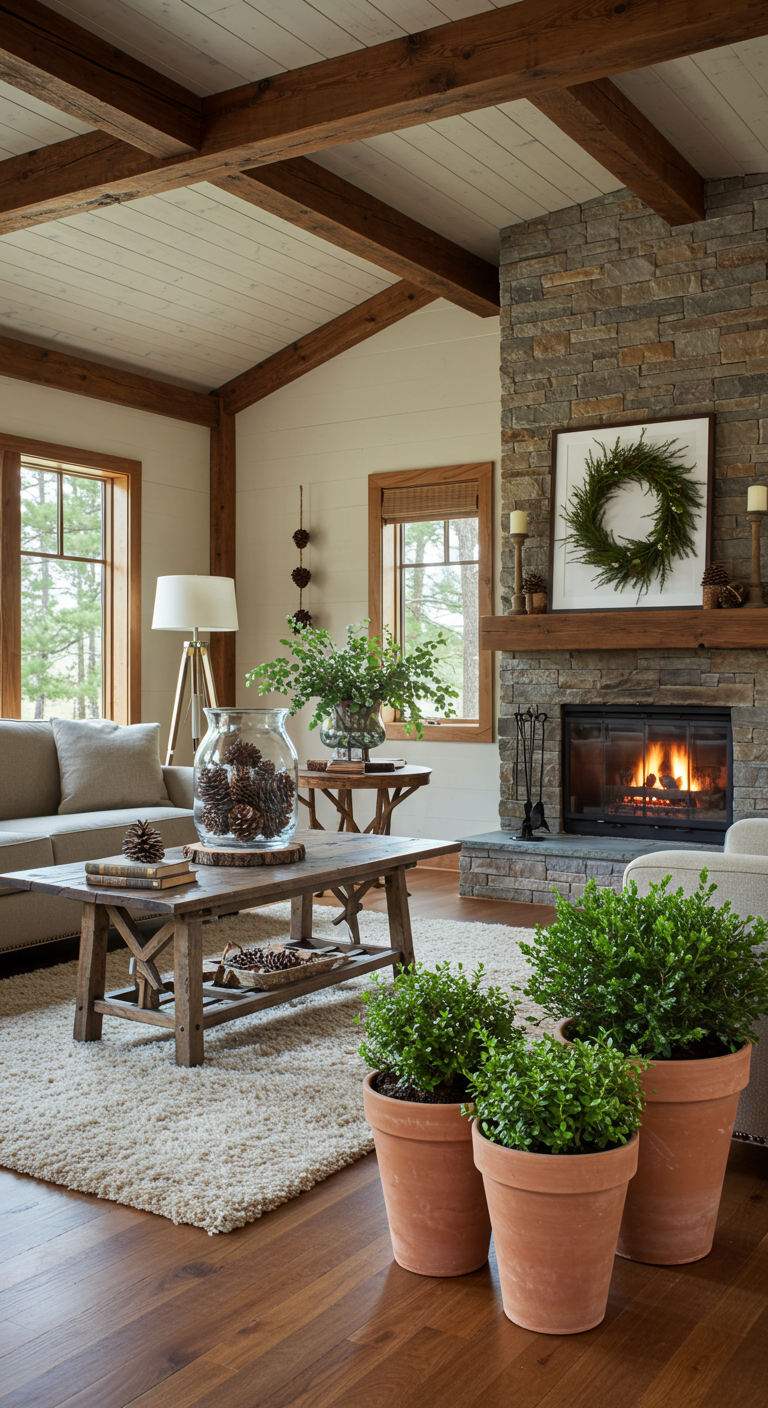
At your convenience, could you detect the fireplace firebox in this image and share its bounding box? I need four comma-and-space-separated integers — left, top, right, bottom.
563, 706, 732, 843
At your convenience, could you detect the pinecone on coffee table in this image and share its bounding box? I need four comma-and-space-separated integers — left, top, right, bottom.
122, 820, 165, 863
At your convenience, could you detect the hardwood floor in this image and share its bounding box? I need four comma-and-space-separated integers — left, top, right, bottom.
0, 872, 765, 1408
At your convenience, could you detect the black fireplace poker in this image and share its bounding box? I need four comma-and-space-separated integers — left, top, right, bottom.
514, 706, 550, 841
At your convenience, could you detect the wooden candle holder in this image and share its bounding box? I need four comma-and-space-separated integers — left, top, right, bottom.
510, 532, 527, 615
745, 509, 767, 608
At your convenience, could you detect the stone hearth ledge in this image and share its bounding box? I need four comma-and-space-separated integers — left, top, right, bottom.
459, 831, 723, 905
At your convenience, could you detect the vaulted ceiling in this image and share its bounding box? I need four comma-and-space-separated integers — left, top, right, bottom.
0, 1, 767, 412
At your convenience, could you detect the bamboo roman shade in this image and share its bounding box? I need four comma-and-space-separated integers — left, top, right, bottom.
380, 480, 478, 524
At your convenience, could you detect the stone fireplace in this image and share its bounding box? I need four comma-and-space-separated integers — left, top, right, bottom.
460, 174, 768, 903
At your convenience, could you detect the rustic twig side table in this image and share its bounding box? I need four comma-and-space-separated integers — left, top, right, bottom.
298, 764, 432, 834
0, 830, 459, 1067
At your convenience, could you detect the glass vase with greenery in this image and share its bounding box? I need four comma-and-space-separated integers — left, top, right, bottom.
467, 1032, 646, 1155
245, 620, 459, 738
358, 961, 519, 1102
519, 871, 768, 1060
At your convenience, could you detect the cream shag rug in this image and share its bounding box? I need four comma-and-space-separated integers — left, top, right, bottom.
0, 905, 542, 1234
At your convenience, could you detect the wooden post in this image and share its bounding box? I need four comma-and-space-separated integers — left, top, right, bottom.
0, 450, 21, 718
209, 402, 236, 705
290, 892, 314, 941
384, 866, 415, 973
74, 904, 110, 1042
174, 916, 204, 1067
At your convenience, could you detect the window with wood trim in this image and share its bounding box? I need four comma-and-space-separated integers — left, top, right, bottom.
0, 435, 141, 724
369, 464, 493, 743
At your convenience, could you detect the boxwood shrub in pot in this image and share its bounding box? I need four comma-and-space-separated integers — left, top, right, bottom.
358, 961, 518, 1277
519, 872, 768, 1265
468, 1033, 644, 1334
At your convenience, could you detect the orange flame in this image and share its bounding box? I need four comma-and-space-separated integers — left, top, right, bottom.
631, 741, 700, 792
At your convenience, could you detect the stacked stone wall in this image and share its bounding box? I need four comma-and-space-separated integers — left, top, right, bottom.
498, 176, 768, 834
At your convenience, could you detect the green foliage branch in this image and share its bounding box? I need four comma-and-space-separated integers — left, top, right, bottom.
519, 872, 768, 1059
357, 961, 519, 1095
561, 432, 703, 598
466, 1031, 646, 1155
245, 620, 458, 737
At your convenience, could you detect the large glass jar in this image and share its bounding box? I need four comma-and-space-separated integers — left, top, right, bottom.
319, 700, 386, 761
194, 707, 298, 850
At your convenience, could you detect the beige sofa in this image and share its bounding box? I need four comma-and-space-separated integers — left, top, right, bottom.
624, 819, 768, 1143
0, 720, 197, 954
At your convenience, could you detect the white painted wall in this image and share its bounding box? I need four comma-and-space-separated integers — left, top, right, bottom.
0, 376, 209, 765
235, 300, 502, 842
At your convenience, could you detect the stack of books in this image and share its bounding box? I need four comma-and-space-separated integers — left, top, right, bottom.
84, 856, 196, 890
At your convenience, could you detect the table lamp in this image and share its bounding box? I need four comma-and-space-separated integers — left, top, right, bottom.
152, 575, 239, 762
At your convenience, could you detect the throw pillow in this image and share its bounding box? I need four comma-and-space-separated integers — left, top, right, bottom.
51, 719, 170, 815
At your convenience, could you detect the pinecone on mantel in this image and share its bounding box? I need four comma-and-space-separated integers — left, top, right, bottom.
122, 820, 165, 863
701, 563, 729, 587
522, 572, 547, 595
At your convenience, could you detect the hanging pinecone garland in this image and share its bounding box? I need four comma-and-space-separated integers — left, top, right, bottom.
290, 485, 312, 632
122, 820, 165, 863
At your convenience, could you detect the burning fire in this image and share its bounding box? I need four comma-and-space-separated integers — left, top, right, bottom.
630, 742, 700, 793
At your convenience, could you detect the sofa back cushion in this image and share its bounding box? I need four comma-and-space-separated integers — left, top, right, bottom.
51, 719, 170, 814
0, 721, 61, 820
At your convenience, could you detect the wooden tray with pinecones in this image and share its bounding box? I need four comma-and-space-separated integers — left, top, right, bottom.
204, 942, 348, 990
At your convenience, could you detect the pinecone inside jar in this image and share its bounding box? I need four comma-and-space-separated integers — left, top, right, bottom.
198, 764, 231, 807
251, 771, 295, 840
122, 819, 165, 863
223, 738, 262, 768
229, 803, 260, 841
202, 803, 230, 836
230, 764, 257, 808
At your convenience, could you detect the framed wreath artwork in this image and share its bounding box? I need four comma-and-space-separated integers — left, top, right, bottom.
548, 414, 715, 612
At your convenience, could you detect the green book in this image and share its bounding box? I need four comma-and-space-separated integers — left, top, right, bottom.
84, 855, 190, 879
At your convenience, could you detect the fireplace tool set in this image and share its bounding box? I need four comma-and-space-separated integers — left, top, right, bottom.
514, 707, 550, 840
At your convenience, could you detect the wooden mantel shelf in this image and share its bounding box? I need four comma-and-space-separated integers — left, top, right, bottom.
480, 609, 768, 652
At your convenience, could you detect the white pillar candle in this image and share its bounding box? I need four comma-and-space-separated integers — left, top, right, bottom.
509, 510, 528, 535
747, 484, 768, 512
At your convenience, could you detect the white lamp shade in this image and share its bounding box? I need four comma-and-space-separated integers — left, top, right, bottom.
152, 575, 239, 631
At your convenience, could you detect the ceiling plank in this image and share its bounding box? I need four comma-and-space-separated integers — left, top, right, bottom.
217, 282, 436, 416
0, 0, 201, 156
531, 78, 705, 225
215, 160, 499, 318
0, 0, 764, 231
0, 333, 218, 425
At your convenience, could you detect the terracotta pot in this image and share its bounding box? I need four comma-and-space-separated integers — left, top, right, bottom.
472, 1122, 638, 1334
555, 1019, 753, 1265
363, 1072, 491, 1277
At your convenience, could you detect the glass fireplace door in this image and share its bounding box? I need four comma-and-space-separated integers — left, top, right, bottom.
564, 707, 731, 842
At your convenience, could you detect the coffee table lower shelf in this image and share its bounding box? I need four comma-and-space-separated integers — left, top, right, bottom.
94, 942, 401, 1034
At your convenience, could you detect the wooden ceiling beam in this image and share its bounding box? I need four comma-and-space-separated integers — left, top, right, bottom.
0, 333, 218, 426
0, 0, 764, 231
0, 0, 201, 156
217, 282, 436, 416
531, 78, 705, 226
215, 160, 499, 318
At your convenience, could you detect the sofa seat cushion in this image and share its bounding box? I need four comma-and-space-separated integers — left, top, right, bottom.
0, 832, 55, 896
0, 808, 197, 866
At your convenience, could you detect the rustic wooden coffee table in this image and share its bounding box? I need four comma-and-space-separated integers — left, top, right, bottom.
0, 830, 459, 1068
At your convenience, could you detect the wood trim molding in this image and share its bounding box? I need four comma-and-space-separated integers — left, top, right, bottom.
531, 78, 705, 226
0, 449, 21, 718
215, 161, 499, 318
217, 282, 437, 416
209, 406, 237, 706
480, 609, 768, 652
0, 0, 763, 231
0, 333, 219, 426
369, 462, 494, 744
0, 431, 141, 723
0, 0, 201, 156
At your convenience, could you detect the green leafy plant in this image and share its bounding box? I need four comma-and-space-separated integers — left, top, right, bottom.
357, 961, 519, 1096
467, 1031, 646, 1155
561, 431, 703, 599
246, 620, 458, 737
519, 871, 768, 1060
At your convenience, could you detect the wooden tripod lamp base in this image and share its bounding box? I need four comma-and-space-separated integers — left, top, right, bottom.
166, 639, 218, 764
152, 575, 239, 765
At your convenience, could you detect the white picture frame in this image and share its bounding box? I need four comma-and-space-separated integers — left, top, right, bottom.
548, 414, 715, 612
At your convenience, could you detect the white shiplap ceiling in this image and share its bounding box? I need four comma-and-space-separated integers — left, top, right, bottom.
0, 2, 765, 387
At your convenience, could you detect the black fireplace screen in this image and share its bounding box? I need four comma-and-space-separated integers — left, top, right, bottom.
563, 706, 732, 843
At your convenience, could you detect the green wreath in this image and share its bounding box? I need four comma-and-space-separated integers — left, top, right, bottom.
561, 431, 703, 598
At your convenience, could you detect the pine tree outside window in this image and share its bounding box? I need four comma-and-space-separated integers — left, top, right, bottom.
0, 436, 141, 723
